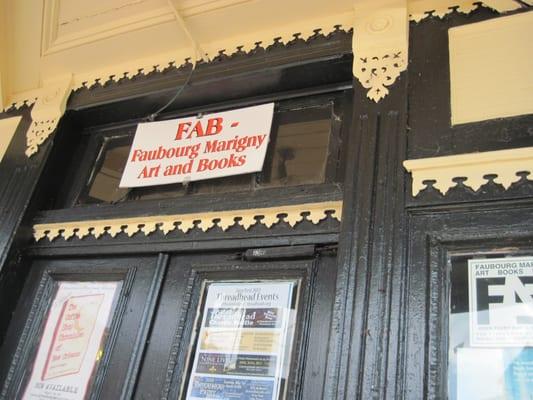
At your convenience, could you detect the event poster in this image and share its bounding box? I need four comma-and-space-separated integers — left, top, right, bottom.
119, 103, 274, 187
468, 257, 533, 347
23, 281, 118, 400
185, 281, 297, 400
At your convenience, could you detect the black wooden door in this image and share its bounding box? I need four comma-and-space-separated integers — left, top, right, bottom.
0, 255, 166, 400
0, 247, 337, 400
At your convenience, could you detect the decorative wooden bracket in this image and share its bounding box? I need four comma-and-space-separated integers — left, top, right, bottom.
26, 75, 73, 157
403, 147, 533, 196
352, 0, 408, 102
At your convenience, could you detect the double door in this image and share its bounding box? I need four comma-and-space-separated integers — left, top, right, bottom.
0, 247, 336, 400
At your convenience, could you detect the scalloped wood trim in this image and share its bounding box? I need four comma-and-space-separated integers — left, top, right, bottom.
403, 147, 533, 196
33, 201, 343, 242
409, 1, 524, 22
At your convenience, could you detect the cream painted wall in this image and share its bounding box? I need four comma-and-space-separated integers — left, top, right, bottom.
6, 0, 42, 94
0, 116, 21, 162
0, 0, 9, 108
449, 11, 533, 125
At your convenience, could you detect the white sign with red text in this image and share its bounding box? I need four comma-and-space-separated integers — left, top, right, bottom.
23, 282, 118, 400
119, 103, 274, 187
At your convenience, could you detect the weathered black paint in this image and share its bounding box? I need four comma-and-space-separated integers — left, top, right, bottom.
0, 7, 532, 400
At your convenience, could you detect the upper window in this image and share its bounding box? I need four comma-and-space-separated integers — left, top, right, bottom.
52, 92, 346, 209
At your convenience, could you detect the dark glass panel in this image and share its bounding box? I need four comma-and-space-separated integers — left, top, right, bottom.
83, 136, 132, 204
260, 118, 330, 188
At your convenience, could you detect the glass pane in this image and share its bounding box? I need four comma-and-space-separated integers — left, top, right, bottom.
260, 112, 331, 188
23, 281, 120, 400
182, 281, 299, 400
80, 136, 188, 204
86, 138, 131, 203
448, 255, 533, 400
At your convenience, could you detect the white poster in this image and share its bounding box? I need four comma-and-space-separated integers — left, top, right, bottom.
23, 281, 118, 400
119, 103, 274, 188
468, 256, 533, 347
185, 281, 296, 400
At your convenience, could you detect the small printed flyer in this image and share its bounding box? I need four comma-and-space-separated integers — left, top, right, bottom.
185, 281, 296, 400
23, 281, 118, 400
468, 256, 533, 347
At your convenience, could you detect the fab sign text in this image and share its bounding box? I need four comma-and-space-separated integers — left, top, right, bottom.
119, 103, 274, 188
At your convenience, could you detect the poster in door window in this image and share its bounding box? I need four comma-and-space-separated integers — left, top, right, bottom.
185, 281, 297, 400
468, 257, 533, 347
23, 281, 118, 400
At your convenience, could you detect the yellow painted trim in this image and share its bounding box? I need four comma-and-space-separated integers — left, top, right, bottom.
33, 201, 343, 241
0, 116, 22, 162
403, 147, 533, 196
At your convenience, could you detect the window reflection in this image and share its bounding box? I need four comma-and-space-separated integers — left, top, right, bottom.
86, 139, 131, 203
260, 118, 330, 188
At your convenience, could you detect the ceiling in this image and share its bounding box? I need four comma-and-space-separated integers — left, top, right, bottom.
0, 0, 354, 104
0, 0, 527, 108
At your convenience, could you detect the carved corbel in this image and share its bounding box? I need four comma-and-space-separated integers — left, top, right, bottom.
353, 0, 408, 102
26, 75, 73, 157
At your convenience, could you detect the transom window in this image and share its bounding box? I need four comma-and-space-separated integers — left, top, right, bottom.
48, 92, 347, 210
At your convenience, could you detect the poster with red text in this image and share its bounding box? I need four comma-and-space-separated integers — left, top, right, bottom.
119, 103, 274, 187
23, 282, 118, 400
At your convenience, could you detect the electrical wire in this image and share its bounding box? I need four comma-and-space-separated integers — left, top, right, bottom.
146, 61, 197, 122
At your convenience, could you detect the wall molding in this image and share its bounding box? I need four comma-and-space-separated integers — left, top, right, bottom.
403, 147, 533, 196
41, 0, 175, 56
33, 201, 343, 241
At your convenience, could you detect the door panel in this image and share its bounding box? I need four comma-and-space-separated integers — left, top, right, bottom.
0, 249, 337, 400
403, 205, 533, 399
135, 250, 337, 400
0, 255, 163, 400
